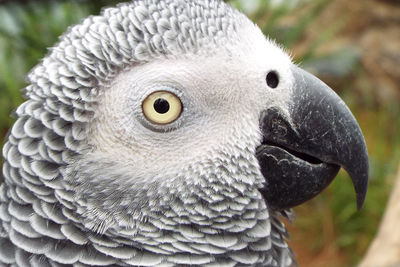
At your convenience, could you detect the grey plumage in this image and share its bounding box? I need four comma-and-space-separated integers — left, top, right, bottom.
0, 1, 292, 266
0, 0, 369, 266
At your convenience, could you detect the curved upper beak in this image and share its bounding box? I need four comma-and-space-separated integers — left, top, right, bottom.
257, 65, 369, 210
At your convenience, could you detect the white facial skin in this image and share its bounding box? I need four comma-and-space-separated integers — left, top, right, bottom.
88, 44, 294, 188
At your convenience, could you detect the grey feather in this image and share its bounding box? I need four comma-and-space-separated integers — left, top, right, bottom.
15, 249, 31, 267
0, 0, 294, 266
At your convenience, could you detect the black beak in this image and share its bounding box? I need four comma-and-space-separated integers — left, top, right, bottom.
257, 65, 369, 210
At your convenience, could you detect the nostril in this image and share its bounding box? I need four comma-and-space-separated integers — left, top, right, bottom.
266, 71, 279, 88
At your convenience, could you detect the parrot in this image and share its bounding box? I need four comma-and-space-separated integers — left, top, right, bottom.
0, 0, 369, 266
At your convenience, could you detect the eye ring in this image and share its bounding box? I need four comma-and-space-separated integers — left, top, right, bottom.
266, 71, 279, 88
142, 91, 183, 124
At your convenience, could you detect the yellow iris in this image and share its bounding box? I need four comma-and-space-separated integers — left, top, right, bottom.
142, 91, 182, 124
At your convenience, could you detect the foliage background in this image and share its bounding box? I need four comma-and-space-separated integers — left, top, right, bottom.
0, 0, 399, 266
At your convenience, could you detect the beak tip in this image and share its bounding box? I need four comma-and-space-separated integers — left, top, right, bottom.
356, 179, 369, 210
357, 194, 366, 211
353, 164, 369, 211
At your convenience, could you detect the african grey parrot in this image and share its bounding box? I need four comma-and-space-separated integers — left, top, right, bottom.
0, 0, 369, 266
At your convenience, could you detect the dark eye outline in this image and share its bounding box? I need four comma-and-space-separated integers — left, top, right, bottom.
266, 71, 279, 89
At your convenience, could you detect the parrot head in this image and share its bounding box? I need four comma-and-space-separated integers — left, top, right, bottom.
1, 0, 368, 266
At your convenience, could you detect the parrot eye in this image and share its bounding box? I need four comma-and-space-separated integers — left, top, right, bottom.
142, 91, 182, 124
266, 71, 279, 88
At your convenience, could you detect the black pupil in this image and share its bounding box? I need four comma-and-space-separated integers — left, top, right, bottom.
153, 98, 170, 114
266, 71, 279, 88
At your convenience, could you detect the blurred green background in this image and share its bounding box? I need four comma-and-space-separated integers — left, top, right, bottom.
0, 0, 399, 266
